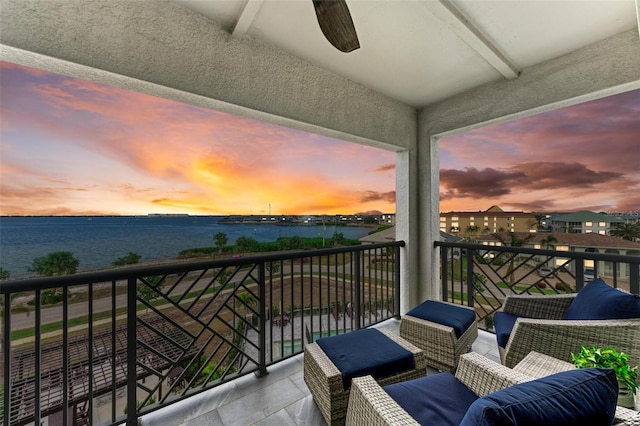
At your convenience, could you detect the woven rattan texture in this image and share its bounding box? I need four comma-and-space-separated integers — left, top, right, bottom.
399, 302, 478, 372
345, 351, 640, 425
500, 292, 640, 368
304, 327, 426, 425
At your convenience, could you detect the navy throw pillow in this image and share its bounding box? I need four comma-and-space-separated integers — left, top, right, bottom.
384, 372, 478, 426
563, 278, 640, 320
459, 368, 618, 426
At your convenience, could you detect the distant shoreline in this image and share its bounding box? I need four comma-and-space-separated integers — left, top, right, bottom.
1, 217, 381, 279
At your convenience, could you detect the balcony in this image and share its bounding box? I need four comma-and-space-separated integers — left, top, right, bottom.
1, 241, 638, 425
139, 321, 500, 425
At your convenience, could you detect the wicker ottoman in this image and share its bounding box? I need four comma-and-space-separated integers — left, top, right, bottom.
303, 327, 426, 426
400, 300, 478, 372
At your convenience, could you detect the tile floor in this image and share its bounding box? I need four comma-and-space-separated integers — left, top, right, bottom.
142, 319, 500, 426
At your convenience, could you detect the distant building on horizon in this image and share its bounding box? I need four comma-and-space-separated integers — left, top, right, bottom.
439, 205, 536, 237
549, 211, 624, 235
476, 231, 640, 280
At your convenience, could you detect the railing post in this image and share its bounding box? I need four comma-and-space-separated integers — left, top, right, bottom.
62, 287, 69, 426
441, 246, 449, 302
354, 251, 361, 329
630, 262, 639, 295
394, 245, 401, 318
575, 258, 585, 291
466, 248, 474, 307
34, 290, 41, 424
127, 277, 137, 426
256, 261, 267, 377
3, 293, 11, 426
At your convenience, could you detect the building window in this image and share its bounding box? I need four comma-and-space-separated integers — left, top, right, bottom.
599, 222, 606, 227
556, 245, 569, 251
585, 221, 593, 226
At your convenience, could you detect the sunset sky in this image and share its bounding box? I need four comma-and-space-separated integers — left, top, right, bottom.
1, 61, 638, 216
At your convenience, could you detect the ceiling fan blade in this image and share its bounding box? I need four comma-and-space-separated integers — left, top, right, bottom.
312, 0, 360, 53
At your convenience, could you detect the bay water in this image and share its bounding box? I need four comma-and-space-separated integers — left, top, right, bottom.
0, 216, 373, 279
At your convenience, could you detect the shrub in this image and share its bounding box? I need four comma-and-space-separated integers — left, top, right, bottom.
113, 252, 141, 266
29, 251, 79, 276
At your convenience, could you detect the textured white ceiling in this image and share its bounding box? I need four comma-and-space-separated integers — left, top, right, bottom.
173, 0, 639, 108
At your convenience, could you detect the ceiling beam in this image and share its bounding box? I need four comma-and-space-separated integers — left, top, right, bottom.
427, 0, 520, 79
232, 0, 264, 38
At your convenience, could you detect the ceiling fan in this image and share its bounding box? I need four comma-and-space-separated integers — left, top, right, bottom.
312, 0, 360, 53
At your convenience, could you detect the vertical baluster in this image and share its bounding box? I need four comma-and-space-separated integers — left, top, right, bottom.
34, 290, 41, 424
126, 278, 137, 426
466, 248, 474, 307
394, 245, 400, 319
630, 262, 639, 295
3, 293, 10, 426
62, 287, 69, 426
354, 251, 361, 330
258, 262, 267, 376
87, 283, 93, 425
111, 280, 117, 423
441, 246, 449, 302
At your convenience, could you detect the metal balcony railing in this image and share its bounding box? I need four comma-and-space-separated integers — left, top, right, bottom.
435, 241, 640, 330
0, 241, 402, 426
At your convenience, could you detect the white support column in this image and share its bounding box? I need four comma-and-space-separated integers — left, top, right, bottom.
415, 133, 441, 304
395, 146, 420, 314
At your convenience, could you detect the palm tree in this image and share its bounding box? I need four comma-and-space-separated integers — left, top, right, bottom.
493, 232, 535, 284
610, 222, 640, 242
533, 213, 547, 231
539, 234, 558, 269
465, 225, 479, 240
540, 234, 557, 248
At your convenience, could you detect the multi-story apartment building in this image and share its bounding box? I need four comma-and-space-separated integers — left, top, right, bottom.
476, 232, 640, 280
439, 205, 536, 237
550, 211, 624, 234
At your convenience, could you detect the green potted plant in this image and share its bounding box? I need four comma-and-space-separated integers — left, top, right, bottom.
571, 345, 638, 408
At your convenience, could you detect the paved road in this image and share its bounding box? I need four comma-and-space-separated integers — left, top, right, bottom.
7, 258, 386, 332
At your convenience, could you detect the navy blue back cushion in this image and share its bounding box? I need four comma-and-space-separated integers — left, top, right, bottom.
493, 312, 520, 348
406, 301, 476, 338
316, 328, 414, 389
563, 278, 640, 320
385, 372, 478, 426
460, 368, 618, 426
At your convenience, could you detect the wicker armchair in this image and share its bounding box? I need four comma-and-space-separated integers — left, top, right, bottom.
345, 352, 529, 426
497, 292, 640, 368
345, 351, 640, 426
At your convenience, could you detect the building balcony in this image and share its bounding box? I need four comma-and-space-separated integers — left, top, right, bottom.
1, 241, 638, 425
138, 320, 500, 426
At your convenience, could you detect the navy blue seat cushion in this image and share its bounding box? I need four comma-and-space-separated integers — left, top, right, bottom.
406, 301, 476, 338
493, 311, 520, 348
384, 372, 478, 426
316, 328, 414, 389
460, 368, 618, 426
563, 278, 640, 320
